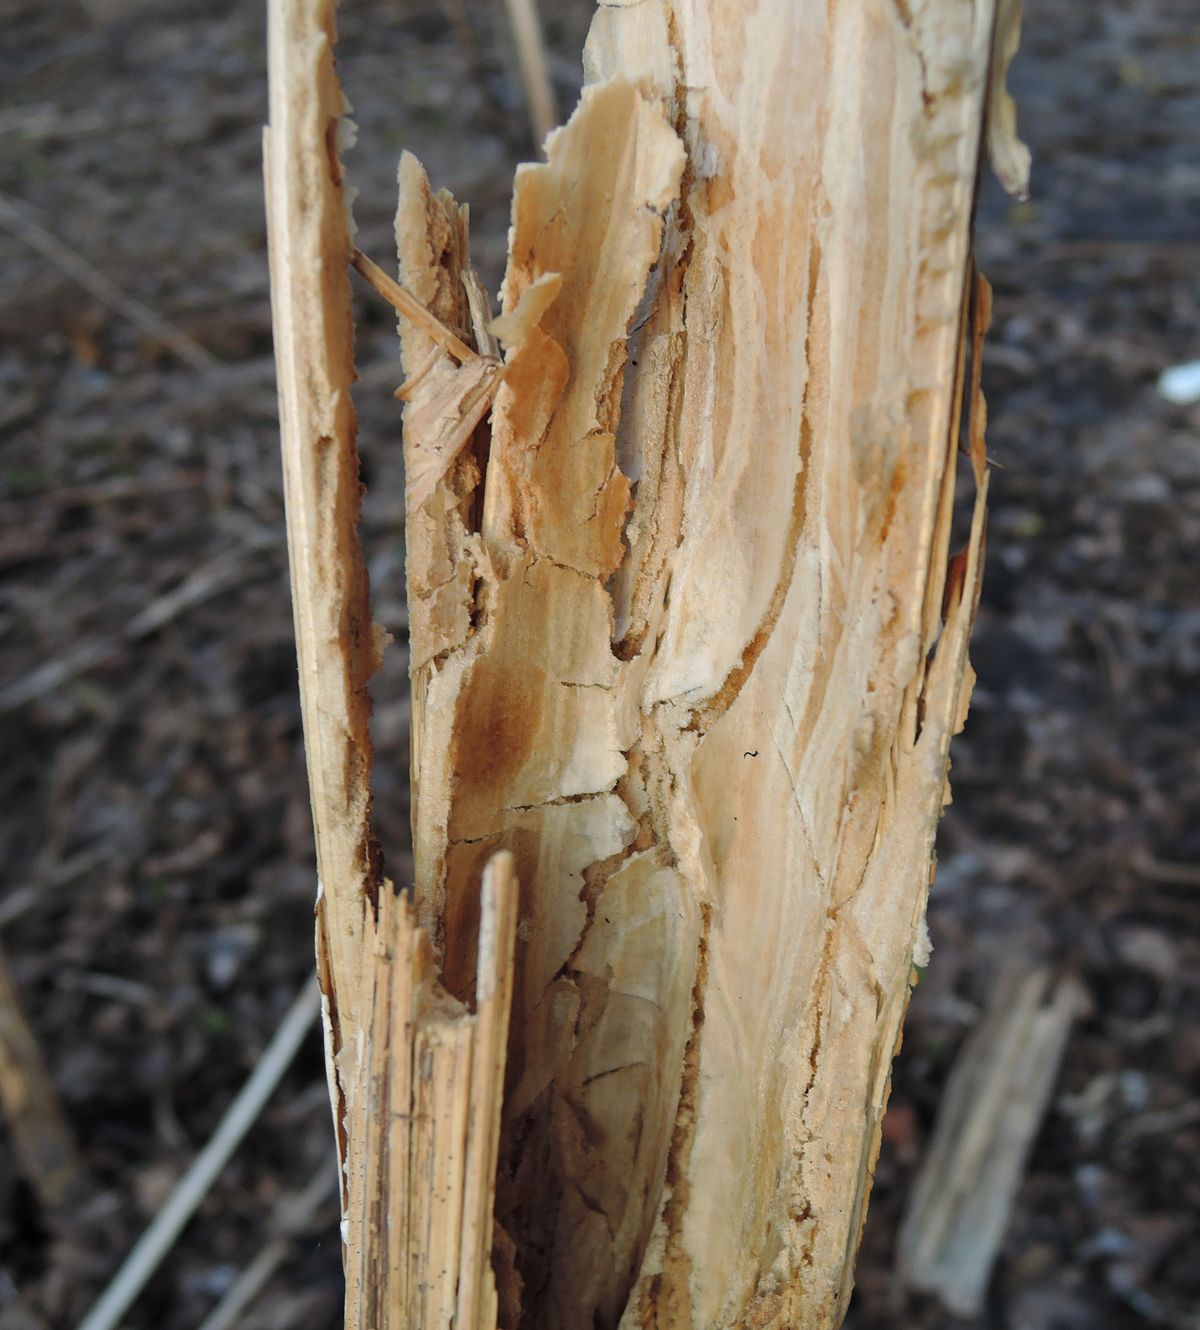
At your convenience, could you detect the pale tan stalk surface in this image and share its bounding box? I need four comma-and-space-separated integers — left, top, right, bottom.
268, 0, 1027, 1326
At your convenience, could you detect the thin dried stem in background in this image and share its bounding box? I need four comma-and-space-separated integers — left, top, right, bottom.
0, 189, 216, 370
76, 981, 321, 1330
500, 0, 556, 147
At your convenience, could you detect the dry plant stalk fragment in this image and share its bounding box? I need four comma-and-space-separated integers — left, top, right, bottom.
0, 943, 88, 1213
398, 2, 1006, 1326
897, 963, 1082, 1318
265, 3, 518, 1327
268, 0, 1024, 1325
340, 854, 518, 1330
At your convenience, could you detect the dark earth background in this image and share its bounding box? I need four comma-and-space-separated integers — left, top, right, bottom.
1, 1, 1198, 1327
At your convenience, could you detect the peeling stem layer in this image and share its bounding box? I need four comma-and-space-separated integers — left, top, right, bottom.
266, 4, 520, 1328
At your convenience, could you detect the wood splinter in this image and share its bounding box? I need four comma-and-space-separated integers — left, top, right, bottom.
351, 244, 505, 508
351, 246, 483, 365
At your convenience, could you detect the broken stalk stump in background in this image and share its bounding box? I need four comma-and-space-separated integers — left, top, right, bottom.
265, 0, 1029, 1326
897, 962, 1083, 1318
0, 942, 87, 1214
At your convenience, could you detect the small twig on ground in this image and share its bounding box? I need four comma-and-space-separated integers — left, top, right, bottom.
500, 0, 556, 147
1118, 1098, 1200, 1145
195, 1157, 339, 1330
1129, 847, 1200, 887
0, 843, 117, 929
0, 544, 261, 714
0, 472, 207, 519
0, 103, 108, 140
75, 978, 321, 1330
0, 189, 216, 370
0, 943, 89, 1212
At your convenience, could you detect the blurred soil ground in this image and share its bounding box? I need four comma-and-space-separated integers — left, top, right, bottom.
0, 1, 1197, 1327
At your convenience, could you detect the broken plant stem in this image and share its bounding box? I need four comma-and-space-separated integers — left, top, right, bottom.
267, 0, 1028, 1323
